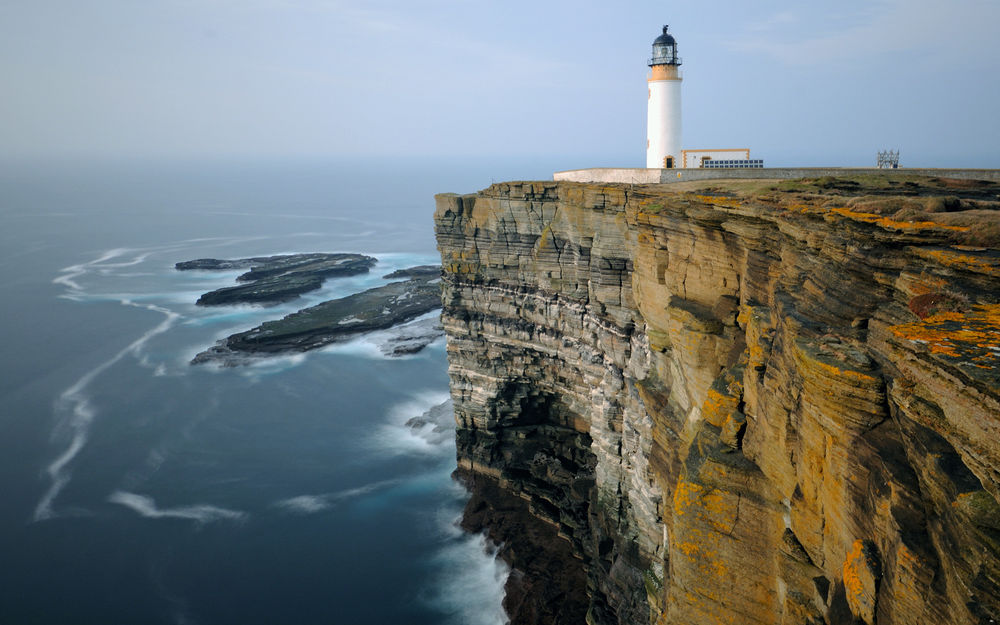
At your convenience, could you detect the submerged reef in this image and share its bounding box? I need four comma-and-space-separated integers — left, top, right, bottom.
434, 175, 1000, 624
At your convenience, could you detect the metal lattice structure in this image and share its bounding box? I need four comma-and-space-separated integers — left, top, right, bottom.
877, 150, 900, 169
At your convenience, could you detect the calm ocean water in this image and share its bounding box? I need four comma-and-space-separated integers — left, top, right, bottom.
0, 157, 565, 625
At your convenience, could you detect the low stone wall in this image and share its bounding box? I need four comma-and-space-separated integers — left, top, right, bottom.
553, 167, 1000, 184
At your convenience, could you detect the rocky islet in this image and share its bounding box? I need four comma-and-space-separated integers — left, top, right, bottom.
180, 254, 444, 365
177, 253, 378, 306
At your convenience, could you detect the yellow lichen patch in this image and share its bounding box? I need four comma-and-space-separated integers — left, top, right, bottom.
912, 277, 948, 295
535, 223, 554, 252
747, 340, 767, 370
793, 339, 881, 391
827, 206, 969, 232
912, 248, 1000, 278
842, 539, 880, 624
780, 202, 824, 215
693, 195, 742, 210
701, 388, 739, 428
672, 478, 739, 533
739, 305, 775, 371
889, 304, 1000, 368
895, 543, 919, 571
672, 479, 705, 516
843, 542, 867, 600
810, 359, 880, 385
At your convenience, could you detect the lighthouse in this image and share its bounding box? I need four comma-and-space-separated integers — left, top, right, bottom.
554, 23, 763, 181
646, 25, 682, 169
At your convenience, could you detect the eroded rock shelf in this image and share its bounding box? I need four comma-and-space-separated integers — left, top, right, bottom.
434, 176, 1000, 625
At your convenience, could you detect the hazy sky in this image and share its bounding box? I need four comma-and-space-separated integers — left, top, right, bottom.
2, 0, 998, 167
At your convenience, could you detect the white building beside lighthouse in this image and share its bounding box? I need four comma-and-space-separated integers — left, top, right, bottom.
646, 26, 682, 169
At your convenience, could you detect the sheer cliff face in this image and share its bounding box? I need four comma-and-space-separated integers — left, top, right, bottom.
434, 179, 1000, 625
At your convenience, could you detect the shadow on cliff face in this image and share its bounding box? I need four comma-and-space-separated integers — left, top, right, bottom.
456, 468, 590, 625
453, 384, 601, 624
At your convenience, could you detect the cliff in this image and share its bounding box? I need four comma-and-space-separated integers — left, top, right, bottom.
433, 175, 1000, 625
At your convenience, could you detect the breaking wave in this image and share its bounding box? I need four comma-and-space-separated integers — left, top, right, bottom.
429, 491, 510, 625
368, 391, 454, 457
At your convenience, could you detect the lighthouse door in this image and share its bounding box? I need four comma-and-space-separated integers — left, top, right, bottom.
663, 156, 674, 169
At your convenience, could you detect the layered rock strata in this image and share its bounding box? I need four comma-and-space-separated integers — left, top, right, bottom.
434, 177, 1000, 625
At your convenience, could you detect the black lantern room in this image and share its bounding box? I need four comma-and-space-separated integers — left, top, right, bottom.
649, 25, 681, 66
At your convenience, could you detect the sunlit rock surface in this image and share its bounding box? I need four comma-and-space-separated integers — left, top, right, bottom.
434, 176, 1000, 625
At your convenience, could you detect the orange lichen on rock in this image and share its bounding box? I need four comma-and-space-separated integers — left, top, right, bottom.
828, 206, 970, 232
701, 388, 736, 428
908, 275, 949, 296
672, 478, 704, 516
693, 195, 742, 210
738, 305, 774, 371
782, 203, 813, 214
912, 247, 1000, 277
890, 304, 1000, 370
843, 539, 881, 624
810, 358, 880, 386
793, 339, 882, 389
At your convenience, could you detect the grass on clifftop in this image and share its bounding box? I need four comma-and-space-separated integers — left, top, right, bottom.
670, 175, 1000, 247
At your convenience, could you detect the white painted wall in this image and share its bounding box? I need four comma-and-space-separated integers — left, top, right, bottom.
681, 149, 751, 168
646, 78, 682, 169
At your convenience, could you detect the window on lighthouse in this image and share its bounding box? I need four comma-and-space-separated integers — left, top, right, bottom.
654, 44, 675, 63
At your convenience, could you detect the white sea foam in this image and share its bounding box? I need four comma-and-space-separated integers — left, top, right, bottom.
275, 495, 331, 514
108, 491, 247, 524
99, 252, 153, 269
53, 246, 178, 294
53, 248, 130, 292
429, 508, 510, 625
388, 391, 452, 426
318, 337, 385, 359
319, 310, 444, 361
273, 479, 401, 515
34, 296, 181, 522
368, 392, 454, 458
237, 353, 308, 379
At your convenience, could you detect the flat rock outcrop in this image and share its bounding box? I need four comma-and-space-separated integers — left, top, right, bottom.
192, 274, 442, 365
177, 253, 376, 305
383, 265, 441, 280
434, 176, 1000, 625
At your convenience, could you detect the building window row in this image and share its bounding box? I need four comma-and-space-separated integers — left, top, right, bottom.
701, 159, 765, 169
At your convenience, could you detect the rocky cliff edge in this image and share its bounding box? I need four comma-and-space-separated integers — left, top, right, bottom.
434, 175, 1000, 625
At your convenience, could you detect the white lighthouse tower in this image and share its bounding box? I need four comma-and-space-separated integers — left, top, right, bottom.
646, 25, 682, 169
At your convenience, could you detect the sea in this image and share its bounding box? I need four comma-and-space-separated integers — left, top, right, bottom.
0, 156, 565, 625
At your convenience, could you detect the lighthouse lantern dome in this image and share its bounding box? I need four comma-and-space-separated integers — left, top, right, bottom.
649, 25, 681, 66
